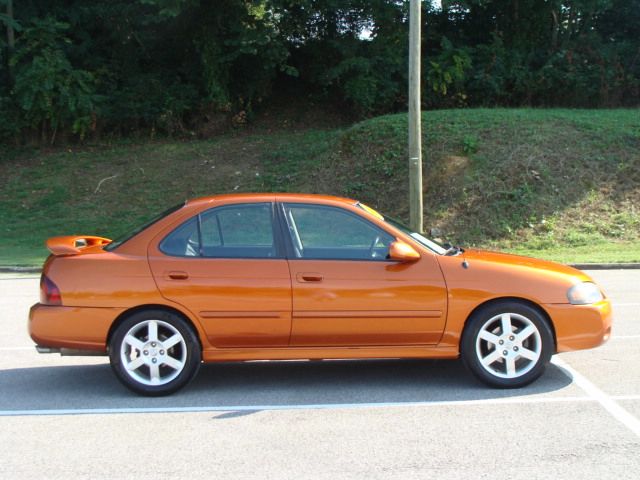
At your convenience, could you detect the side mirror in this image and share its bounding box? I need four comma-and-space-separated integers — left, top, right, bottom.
388, 241, 420, 262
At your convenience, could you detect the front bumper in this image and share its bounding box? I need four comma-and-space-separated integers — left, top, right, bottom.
544, 299, 613, 352
29, 303, 125, 352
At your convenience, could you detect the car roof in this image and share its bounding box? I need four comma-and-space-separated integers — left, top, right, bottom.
186, 192, 358, 208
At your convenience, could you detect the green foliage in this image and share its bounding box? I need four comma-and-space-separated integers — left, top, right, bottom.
283, 0, 410, 115
9, 17, 98, 141
426, 37, 471, 102
0, 0, 639, 143
105, 76, 199, 135
0, 8, 21, 33
462, 135, 478, 154
450, 0, 640, 107
139, 0, 192, 18
195, 0, 293, 112
0, 95, 20, 139
325, 48, 405, 115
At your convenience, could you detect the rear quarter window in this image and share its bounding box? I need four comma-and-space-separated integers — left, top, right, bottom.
159, 203, 277, 258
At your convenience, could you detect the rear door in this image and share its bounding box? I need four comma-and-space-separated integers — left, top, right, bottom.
280, 202, 447, 346
148, 201, 292, 348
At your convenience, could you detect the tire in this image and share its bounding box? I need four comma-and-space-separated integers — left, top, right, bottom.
461, 301, 554, 388
109, 310, 201, 396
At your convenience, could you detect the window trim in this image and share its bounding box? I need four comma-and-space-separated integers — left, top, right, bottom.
196, 213, 204, 256
159, 202, 285, 260
279, 202, 397, 262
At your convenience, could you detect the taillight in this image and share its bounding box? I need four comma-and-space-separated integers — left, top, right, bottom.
40, 275, 62, 305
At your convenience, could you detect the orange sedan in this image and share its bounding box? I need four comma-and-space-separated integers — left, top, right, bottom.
29, 193, 612, 395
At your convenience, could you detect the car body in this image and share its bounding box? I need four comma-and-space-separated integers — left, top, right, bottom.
29, 193, 612, 395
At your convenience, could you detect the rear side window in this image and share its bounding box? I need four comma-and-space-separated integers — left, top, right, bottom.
159, 217, 200, 257
105, 202, 185, 251
159, 203, 277, 258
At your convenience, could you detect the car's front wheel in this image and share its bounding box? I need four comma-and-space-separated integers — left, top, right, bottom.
109, 310, 201, 396
461, 301, 554, 388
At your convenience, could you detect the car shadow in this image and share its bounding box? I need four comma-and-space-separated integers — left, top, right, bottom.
0, 358, 574, 413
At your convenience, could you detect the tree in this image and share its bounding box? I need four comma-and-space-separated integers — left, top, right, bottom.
1, 0, 19, 87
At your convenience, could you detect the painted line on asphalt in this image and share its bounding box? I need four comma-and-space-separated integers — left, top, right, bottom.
0, 347, 35, 351
613, 303, 640, 307
0, 396, 605, 417
612, 335, 640, 340
613, 395, 640, 401
553, 357, 640, 438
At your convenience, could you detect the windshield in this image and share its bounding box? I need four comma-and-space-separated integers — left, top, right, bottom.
104, 202, 185, 251
356, 203, 448, 255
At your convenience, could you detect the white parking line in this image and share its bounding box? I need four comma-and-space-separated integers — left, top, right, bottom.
0, 395, 598, 417
0, 393, 637, 417
612, 335, 640, 340
613, 395, 640, 401
552, 357, 640, 438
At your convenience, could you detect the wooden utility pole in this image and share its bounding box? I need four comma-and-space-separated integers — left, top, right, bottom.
408, 0, 423, 233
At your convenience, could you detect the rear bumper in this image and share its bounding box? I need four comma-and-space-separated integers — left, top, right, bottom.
544, 299, 613, 352
29, 303, 124, 352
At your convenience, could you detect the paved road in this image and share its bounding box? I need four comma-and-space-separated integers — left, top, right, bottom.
0, 271, 638, 479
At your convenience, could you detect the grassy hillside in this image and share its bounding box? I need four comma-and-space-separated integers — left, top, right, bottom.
315, 109, 640, 261
1, 109, 638, 266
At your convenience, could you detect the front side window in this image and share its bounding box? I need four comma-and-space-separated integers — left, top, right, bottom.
283, 203, 394, 260
160, 203, 276, 258
356, 202, 447, 255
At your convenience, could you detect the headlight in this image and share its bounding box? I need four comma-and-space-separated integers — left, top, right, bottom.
567, 282, 603, 305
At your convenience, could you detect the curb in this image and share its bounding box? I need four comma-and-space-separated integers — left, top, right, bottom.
2, 264, 640, 274
570, 263, 640, 270
0, 267, 42, 273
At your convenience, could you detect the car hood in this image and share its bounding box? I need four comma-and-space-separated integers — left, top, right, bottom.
460, 248, 589, 279
436, 248, 592, 305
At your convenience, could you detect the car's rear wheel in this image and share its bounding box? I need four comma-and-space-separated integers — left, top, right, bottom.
109, 310, 201, 396
461, 301, 554, 388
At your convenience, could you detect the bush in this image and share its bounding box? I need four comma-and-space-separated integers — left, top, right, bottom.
10, 17, 99, 142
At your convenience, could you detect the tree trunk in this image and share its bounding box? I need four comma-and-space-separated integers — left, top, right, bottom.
550, 9, 559, 51
6, 0, 15, 85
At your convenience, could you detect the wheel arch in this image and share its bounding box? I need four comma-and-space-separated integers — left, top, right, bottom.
461, 296, 558, 352
106, 304, 204, 355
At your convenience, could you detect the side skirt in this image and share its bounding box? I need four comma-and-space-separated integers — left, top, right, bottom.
202, 345, 459, 362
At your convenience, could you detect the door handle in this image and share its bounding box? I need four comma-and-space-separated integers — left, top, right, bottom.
167, 271, 189, 280
297, 272, 323, 282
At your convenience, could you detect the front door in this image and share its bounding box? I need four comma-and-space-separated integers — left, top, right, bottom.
281, 203, 447, 346
149, 202, 291, 348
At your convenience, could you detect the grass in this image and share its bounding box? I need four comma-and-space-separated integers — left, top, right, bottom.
0, 130, 338, 266
1, 108, 638, 267
505, 243, 640, 264
332, 109, 640, 241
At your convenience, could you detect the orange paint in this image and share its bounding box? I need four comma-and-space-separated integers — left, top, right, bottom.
29, 193, 612, 365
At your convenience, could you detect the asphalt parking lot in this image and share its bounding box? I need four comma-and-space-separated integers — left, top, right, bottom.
0, 270, 638, 479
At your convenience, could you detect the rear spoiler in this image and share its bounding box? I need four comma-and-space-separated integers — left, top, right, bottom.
46, 236, 112, 256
